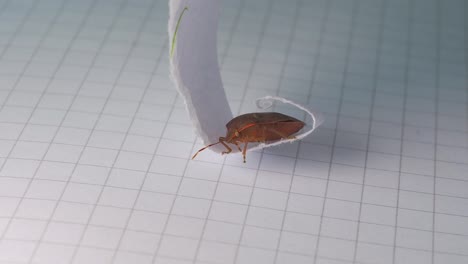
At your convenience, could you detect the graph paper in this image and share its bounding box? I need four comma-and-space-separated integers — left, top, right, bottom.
0, 0, 467, 263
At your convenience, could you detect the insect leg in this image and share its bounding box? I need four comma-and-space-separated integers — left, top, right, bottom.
234, 141, 242, 152
242, 142, 248, 163
192, 137, 234, 160
219, 137, 232, 155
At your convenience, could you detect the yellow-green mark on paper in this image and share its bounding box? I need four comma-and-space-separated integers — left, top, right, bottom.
171, 7, 188, 57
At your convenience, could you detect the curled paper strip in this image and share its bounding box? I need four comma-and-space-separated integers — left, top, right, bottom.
168, 0, 232, 153
168, 0, 323, 154
247, 96, 324, 152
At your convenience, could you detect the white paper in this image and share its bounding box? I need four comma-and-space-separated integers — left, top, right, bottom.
168, 0, 232, 153
168, 0, 323, 154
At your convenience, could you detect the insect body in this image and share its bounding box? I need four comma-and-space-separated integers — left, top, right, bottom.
192, 112, 305, 163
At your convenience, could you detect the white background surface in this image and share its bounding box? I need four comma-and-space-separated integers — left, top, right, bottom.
0, 0, 467, 263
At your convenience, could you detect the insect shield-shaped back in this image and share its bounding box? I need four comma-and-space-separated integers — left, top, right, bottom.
192, 112, 305, 162
226, 112, 305, 142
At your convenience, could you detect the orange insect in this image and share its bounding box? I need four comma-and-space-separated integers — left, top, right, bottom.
192, 112, 305, 162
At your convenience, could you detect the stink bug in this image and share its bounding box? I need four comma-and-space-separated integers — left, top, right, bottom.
191, 112, 305, 163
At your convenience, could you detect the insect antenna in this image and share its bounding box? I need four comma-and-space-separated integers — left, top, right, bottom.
191, 141, 221, 160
